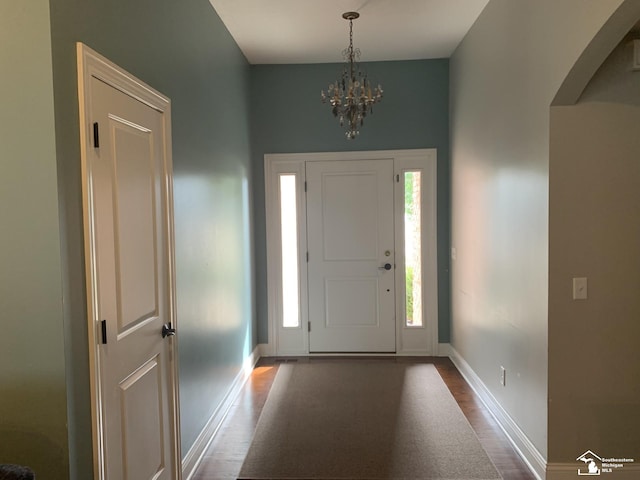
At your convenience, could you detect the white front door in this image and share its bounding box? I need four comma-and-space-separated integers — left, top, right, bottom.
306, 159, 396, 352
79, 46, 180, 480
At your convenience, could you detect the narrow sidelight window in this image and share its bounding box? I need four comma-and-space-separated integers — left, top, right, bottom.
404, 171, 422, 327
280, 174, 300, 328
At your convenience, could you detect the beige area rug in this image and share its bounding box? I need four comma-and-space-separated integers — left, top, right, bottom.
238, 361, 502, 479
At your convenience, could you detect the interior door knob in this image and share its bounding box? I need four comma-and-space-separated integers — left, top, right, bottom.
162, 323, 176, 338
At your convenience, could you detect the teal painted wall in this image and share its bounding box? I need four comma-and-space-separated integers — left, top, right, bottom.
0, 1, 69, 478
250, 60, 451, 343
48, 0, 253, 476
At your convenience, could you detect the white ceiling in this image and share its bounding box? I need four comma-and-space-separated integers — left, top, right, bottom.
209, 0, 490, 64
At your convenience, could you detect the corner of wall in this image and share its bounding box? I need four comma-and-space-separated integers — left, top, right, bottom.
437, 343, 452, 357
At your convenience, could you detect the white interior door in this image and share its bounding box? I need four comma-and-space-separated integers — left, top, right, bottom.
80, 45, 179, 480
306, 159, 395, 352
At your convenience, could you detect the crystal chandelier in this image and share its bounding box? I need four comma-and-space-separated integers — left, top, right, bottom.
321, 12, 383, 139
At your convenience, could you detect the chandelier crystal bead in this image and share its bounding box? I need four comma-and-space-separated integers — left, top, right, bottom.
321, 11, 383, 140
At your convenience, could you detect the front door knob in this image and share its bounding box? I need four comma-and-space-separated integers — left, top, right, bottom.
378, 263, 392, 271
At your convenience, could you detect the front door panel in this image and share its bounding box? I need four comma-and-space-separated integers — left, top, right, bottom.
307, 159, 395, 352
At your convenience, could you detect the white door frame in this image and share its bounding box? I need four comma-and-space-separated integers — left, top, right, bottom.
77, 43, 181, 479
264, 149, 438, 356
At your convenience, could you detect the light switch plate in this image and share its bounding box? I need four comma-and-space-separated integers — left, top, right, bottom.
573, 277, 588, 300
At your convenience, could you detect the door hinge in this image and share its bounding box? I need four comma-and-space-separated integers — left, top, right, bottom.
100, 319, 107, 344
306, 251, 309, 262
93, 122, 100, 148
396, 174, 400, 183
308, 321, 311, 332
304, 181, 307, 192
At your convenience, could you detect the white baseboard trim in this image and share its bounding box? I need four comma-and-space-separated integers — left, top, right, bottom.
547, 463, 640, 479
396, 351, 441, 356
182, 345, 261, 480
449, 347, 546, 480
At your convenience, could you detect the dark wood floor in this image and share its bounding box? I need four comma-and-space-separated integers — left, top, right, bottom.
192, 357, 536, 480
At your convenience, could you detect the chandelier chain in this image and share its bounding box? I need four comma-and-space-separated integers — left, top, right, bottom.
349, 18, 354, 61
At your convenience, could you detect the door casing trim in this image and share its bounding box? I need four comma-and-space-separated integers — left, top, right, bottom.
264, 149, 438, 356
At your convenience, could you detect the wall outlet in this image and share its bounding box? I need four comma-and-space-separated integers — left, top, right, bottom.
500, 366, 506, 386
